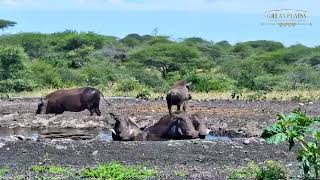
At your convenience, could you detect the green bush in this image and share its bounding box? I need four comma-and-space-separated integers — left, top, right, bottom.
0, 46, 29, 80
186, 72, 235, 92
57, 67, 82, 86
30, 61, 62, 88
253, 75, 283, 91
116, 79, 146, 92
129, 68, 167, 90
0, 79, 35, 92
80, 61, 118, 86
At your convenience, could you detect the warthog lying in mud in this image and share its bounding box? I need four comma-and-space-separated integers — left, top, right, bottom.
110, 112, 210, 141
190, 113, 211, 139
166, 80, 192, 115
36, 87, 110, 116
109, 113, 142, 141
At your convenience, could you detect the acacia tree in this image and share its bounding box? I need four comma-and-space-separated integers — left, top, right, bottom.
129, 43, 199, 79
0, 19, 16, 30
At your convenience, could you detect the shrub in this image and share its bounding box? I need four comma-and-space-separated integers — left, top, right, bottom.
129, 68, 167, 90
57, 67, 82, 86
136, 88, 151, 100
80, 61, 118, 86
186, 72, 235, 92
30, 61, 62, 88
253, 75, 283, 91
116, 79, 146, 92
0, 79, 35, 92
0, 46, 29, 80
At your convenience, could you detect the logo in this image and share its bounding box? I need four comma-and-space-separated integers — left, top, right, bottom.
261, 9, 312, 27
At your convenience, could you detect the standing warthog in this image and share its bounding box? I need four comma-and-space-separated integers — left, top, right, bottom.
36, 87, 110, 116
109, 113, 143, 141
166, 80, 192, 115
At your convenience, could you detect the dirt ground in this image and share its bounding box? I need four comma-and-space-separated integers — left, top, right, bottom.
0, 98, 319, 179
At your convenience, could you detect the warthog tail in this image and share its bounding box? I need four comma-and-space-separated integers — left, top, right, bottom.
99, 91, 111, 106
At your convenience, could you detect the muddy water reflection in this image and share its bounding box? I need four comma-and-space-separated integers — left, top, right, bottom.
0, 127, 112, 141
0, 127, 230, 141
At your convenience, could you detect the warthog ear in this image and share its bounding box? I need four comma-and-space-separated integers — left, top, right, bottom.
186, 82, 192, 91
109, 113, 120, 122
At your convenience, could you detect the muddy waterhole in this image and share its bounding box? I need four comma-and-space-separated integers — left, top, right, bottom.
0, 127, 230, 141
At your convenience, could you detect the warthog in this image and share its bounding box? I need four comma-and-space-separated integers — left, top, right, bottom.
109, 113, 142, 141
135, 113, 199, 141
110, 112, 200, 141
166, 80, 192, 115
36, 87, 110, 116
190, 113, 211, 139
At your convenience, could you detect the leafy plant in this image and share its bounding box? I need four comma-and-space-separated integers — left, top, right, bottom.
80, 162, 157, 180
262, 109, 320, 179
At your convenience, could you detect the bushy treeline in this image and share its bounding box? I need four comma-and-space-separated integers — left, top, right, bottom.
0, 30, 320, 94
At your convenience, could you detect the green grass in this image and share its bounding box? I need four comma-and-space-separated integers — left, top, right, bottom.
3, 88, 320, 102
31, 165, 69, 175
0, 166, 9, 177
174, 170, 189, 177
228, 160, 289, 180
80, 162, 157, 180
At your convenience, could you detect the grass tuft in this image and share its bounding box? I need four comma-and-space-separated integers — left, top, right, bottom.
31, 165, 69, 175
80, 162, 157, 180
0, 166, 9, 177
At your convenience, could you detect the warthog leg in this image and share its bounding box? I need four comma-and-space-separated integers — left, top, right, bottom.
183, 102, 187, 111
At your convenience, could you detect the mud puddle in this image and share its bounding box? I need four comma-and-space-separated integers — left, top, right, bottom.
0, 127, 112, 141
0, 127, 231, 141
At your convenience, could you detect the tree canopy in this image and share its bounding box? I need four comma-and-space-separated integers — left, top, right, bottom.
0, 19, 16, 30
0, 31, 319, 94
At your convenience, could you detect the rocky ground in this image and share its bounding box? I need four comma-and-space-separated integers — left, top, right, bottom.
0, 98, 319, 179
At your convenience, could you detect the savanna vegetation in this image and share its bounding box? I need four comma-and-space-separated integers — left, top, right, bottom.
1, 19, 320, 99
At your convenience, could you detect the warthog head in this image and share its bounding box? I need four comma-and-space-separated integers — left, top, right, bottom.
170, 115, 198, 139
36, 98, 47, 114
109, 113, 142, 141
192, 116, 211, 139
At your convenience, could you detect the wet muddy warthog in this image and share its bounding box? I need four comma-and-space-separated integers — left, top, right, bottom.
166, 80, 192, 115
36, 87, 110, 116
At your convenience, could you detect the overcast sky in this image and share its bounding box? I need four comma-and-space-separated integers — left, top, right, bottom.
0, 0, 319, 46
